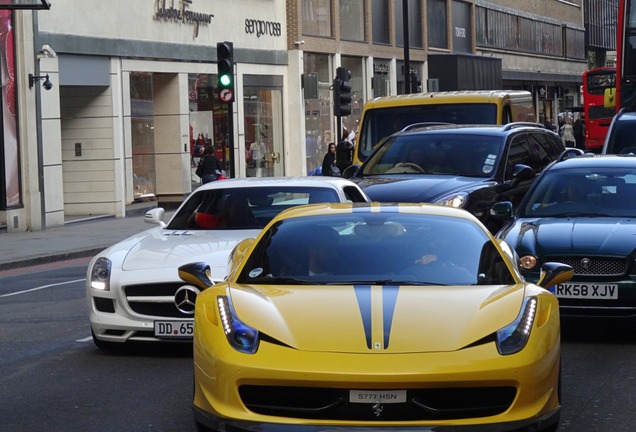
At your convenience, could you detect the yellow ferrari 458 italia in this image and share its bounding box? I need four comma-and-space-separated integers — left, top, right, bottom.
178, 202, 573, 432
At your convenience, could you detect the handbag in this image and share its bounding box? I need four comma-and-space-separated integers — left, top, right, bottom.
330, 164, 341, 177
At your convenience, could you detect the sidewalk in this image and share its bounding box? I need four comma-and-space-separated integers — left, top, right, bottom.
0, 202, 172, 271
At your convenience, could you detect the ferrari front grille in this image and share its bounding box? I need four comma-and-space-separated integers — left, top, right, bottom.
238, 386, 516, 421
543, 256, 628, 277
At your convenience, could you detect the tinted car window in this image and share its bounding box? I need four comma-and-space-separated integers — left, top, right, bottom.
530, 132, 564, 171
504, 135, 534, 179
605, 118, 636, 154
361, 134, 502, 177
521, 167, 636, 217
167, 187, 342, 230
239, 212, 512, 286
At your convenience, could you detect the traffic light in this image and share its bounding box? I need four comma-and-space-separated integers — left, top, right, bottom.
333, 66, 352, 117
217, 41, 234, 103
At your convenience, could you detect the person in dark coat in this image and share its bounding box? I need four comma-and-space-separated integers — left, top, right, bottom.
321, 142, 338, 176
335, 139, 354, 174
573, 117, 585, 150
197, 146, 222, 184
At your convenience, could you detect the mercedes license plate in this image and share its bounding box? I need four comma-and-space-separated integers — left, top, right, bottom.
553, 283, 618, 299
349, 390, 406, 403
154, 320, 194, 338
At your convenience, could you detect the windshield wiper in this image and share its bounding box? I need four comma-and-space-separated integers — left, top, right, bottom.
247, 276, 310, 285
325, 279, 444, 286
555, 212, 613, 217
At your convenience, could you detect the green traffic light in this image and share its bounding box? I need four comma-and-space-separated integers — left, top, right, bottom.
219, 74, 232, 87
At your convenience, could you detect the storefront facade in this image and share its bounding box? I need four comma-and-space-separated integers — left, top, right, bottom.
1, 0, 289, 232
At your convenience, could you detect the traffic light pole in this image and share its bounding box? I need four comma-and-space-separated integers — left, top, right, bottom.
217, 41, 236, 178
333, 67, 352, 142
227, 101, 235, 178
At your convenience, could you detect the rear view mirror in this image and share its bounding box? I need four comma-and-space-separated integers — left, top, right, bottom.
604, 87, 616, 109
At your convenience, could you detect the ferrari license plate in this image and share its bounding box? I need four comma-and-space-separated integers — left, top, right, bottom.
349, 390, 406, 404
154, 320, 194, 338
553, 283, 618, 299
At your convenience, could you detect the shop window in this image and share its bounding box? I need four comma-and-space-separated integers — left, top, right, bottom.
340, 0, 364, 42
302, 0, 332, 37
130, 72, 156, 202
371, 0, 390, 45
428, 0, 448, 49
188, 74, 230, 185
303, 53, 333, 176
394, 0, 422, 48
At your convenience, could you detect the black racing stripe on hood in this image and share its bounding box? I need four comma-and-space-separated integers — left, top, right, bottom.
354, 285, 372, 349
382, 285, 399, 349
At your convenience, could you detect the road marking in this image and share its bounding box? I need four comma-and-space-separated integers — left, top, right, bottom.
0, 278, 85, 298
76, 336, 93, 343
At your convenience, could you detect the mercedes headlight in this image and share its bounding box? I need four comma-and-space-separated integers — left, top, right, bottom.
217, 296, 259, 354
90, 257, 112, 291
496, 297, 537, 355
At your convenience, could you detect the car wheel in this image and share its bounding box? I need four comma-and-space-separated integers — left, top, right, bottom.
194, 421, 214, 432
91, 328, 121, 350
542, 421, 560, 432
541, 360, 562, 432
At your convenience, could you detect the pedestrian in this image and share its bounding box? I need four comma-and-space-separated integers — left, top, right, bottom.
196, 146, 222, 184
557, 115, 565, 138
561, 118, 576, 148
335, 130, 355, 174
573, 117, 585, 150
321, 142, 339, 176
544, 117, 556, 132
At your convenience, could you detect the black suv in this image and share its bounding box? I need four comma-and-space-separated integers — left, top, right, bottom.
343, 122, 566, 233
602, 108, 636, 154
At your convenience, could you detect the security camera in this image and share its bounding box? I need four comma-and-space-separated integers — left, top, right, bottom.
42, 76, 53, 90
38, 44, 56, 59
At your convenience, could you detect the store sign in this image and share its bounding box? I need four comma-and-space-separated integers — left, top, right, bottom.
373, 63, 389, 75
245, 18, 282, 38
154, 0, 214, 39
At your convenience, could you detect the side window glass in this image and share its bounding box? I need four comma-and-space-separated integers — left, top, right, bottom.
502, 105, 512, 124
505, 136, 534, 179
528, 133, 554, 171
343, 186, 366, 203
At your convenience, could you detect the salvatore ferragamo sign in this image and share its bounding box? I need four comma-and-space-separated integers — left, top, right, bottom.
154, 0, 214, 39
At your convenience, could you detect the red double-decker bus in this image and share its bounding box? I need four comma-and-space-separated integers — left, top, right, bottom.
582, 67, 616, 151
617, 0, 636, 110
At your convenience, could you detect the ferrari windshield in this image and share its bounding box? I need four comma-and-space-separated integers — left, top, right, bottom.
361, 134, 502, 177
521, 167, 636, 217
239, 212, 516, 286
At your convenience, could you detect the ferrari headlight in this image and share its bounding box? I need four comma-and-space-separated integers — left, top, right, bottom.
435, 193, 467, 208
90, 257, 112, 291
496, 297, 537, 355
519, 255, 538, 270
217, 296, 259, 354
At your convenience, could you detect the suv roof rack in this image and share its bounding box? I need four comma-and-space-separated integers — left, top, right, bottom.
401, 122, 456, 132
502, 122, 545, 131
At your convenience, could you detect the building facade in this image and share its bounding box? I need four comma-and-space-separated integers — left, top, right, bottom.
1, 0, 291, 232
0, 0, 598, 232
288, 0, 588, 177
